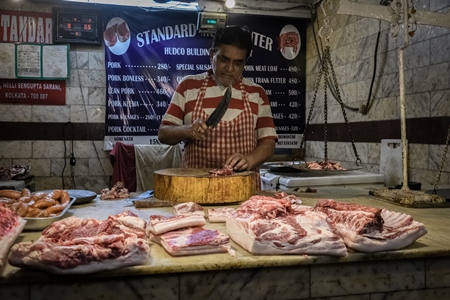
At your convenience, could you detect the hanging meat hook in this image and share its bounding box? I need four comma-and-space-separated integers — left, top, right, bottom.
318, 0, 333, 41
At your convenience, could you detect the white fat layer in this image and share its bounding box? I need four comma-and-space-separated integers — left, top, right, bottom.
226, 214, 347, 257
147, 215, 206, 235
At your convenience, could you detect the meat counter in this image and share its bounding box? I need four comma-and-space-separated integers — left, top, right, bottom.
1, 186, 450, 300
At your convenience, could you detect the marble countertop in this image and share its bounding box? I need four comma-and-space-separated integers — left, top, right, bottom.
2, 185, 450, 283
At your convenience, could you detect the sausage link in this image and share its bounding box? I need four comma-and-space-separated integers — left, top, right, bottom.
31, 192, 47, 202
0, 189, 21, 199
21, 188, 31, 198
46, 204, 65, 215
10, 201, 21, 212
16, 203, 28, 217
32, 199, 57, 209
60, 190, 71, 204
19, 196, 31, 203
0, 197, 16, 204
50, 190, 63, 200
36, 210, 50, 218
25, 207, 41, 217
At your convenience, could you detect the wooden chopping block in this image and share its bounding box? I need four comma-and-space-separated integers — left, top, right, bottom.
154, 168, 256, 204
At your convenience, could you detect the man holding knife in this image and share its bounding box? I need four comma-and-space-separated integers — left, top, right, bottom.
158, 25, 277, 186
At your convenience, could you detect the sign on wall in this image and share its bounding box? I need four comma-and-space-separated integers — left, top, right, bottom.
0, 10, 67, 105
102, 8, 307, 150
0, 79, 66, 105
0, 10, 53, 43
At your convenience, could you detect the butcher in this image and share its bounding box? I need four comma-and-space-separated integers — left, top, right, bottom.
158, 25, 278, 188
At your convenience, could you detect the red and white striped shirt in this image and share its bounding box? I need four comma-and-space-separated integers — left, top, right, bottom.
161, 70, 278, 146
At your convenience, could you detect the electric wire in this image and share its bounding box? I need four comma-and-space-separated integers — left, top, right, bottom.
73, 44, 110, 187
62, 121, 74, 189
362, 20, 382, 114
307, 2, 383, 114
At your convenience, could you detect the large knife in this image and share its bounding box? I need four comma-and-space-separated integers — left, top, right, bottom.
205, 85, 232, 128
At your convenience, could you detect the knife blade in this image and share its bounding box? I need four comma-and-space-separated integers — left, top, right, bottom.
205, 85, 232, 128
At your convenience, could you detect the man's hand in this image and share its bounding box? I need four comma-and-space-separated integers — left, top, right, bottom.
225, 139, 276, 171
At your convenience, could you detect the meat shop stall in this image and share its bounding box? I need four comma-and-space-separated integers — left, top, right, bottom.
1, 181, 450, 300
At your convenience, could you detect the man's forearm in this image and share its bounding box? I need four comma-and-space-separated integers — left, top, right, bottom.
246, 139, 276, 169
158, 124, 190, 145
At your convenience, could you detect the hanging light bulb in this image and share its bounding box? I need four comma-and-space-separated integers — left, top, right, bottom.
225, 0, 235, 9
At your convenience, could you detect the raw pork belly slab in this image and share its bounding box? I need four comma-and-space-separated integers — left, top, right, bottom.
226, 196, 347, 256
273, 191, 303, 204
151, 227, 233, 256
146, 214, 206, 235
8, 211, 150, 274
207, 207, 236, 223
236, 195, 292, 220
314, 199, 427, 252
173, 202, 205, 217
0, 204, 27, 267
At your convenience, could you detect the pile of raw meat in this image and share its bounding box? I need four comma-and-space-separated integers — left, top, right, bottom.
0, 204, 27, 268
313, 199, 427, 252
226, 195, 427, 256
208, 165, 234, 176
227, 194, 348, 256
3, 192, 428, 275
0, 165, 30, 181
100, 181, 130, 200
8, 211, 150, 274
305, 160, 346, 170
146, 202, 235, 256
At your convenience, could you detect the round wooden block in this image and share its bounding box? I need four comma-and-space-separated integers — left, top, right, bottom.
154, 168, 256, 204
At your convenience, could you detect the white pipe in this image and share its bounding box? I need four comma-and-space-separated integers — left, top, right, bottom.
399, 0, 409, 191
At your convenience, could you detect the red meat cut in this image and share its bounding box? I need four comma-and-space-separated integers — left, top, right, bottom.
0, 204, 27, 267
226, 196, 347, 256
314, 199, 427, 252
8, 211, 150, 274
150, 226, 234, 256
173, 202, 205, 217
207, 207, 236, 223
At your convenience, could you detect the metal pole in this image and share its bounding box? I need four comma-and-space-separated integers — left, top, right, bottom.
399, 0, 409, 191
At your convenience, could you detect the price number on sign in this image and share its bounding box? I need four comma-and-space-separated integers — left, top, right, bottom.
288, 113, 298, 119
145, 115, 161, 120
288, 78, 298, 84
290, 126, 299, 131
156, 101, 167, 108
288, 90, 299, 96
289, 101, 298, 108
157, 63, 170, 70
155, 89, 169, 96
157, 76, 169, 83
288, 66, 299, 73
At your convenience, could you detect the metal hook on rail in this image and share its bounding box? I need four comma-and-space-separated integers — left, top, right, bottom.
318, 0, 334, 41
318, 19, 334, 41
